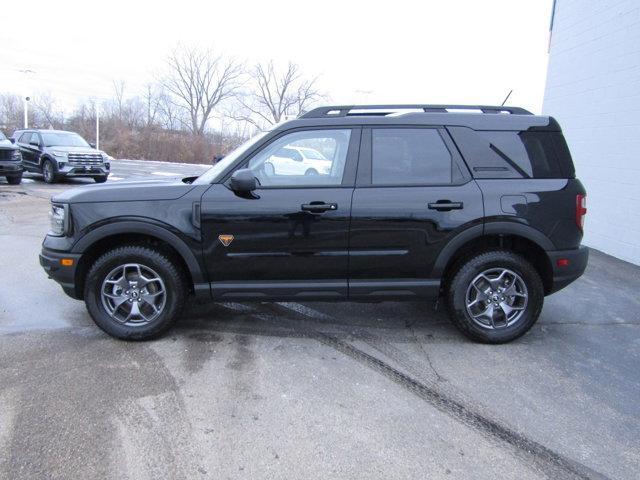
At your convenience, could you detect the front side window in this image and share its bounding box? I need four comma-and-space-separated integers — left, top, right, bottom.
247, 129, 351, 187
372, 128, 453, 185
19, 132, 32, 144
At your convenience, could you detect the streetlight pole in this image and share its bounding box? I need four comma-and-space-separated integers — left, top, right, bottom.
18, 69, 36, 128
96, 102, 100, 150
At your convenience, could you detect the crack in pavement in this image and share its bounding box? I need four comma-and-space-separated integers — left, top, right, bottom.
267, 302, 610, 480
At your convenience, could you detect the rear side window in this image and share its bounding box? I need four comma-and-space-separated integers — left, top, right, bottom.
372, 128, 452, 185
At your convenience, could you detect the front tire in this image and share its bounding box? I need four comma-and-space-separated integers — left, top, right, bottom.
84, 245, 187, 340
6, 175, 22, 185
94, 175, 108, 183
445, 251, 544, 344
42, 159, 57, 184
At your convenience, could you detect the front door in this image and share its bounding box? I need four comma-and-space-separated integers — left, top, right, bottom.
200, 127, 360, 300
349, 127, 484, 299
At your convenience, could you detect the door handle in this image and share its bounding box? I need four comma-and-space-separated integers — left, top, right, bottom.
428, 200, 464, 211
301, 202, 338, 213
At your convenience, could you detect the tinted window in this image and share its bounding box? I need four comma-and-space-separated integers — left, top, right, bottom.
247, 129, 351, 187
372, 128, 452, 185
478, 131, 563, 178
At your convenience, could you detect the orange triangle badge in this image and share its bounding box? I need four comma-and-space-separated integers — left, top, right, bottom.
218, 234, 234, 247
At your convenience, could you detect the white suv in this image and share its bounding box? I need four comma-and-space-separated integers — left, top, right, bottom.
265, 146, 332, 176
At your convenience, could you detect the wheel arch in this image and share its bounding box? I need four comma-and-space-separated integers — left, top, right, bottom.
72, 221, 206, 299
435, 222, 555, 294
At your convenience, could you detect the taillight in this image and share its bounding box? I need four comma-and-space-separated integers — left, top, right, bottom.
576, 194, 587, 229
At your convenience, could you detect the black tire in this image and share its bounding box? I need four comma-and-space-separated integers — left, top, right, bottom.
445, 250, 544, 344
6, 175, 22, 185
42, 159, 57, 184
94, 175, 108, 183
305, 168, 319, 176
84, 245, 187, 340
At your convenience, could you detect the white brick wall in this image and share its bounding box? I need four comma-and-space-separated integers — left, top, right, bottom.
542, 0, 640, 265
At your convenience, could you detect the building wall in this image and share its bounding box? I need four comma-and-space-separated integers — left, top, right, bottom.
542, 0, 640, 265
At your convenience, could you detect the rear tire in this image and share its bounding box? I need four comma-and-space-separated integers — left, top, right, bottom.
6, 175, 22, 185
445, 250, 544, 344
94, 175, 108, 183
42, 159, 57, 184
84, 245, 187, 340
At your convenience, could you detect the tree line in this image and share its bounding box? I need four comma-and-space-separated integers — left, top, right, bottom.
0, 46, 324, 164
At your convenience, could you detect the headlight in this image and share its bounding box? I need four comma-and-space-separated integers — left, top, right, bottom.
49, 204, 69, 236
11, 150, 21, 160
102, 153, 113, 162
52, 151, 67, 158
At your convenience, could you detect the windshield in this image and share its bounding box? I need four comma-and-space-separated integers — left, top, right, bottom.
42, 132, 90, 148
193, 131, 270, 184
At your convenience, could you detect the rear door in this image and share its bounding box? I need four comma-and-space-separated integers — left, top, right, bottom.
348, 127, 484, 299
200, 127, 361, 300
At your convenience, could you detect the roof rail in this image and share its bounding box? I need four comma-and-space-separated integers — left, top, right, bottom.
300, 104, 533, 118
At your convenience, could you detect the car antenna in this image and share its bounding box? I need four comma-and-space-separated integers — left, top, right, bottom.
501, 89, 513, 106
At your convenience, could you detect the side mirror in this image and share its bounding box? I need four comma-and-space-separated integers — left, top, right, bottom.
230, 168, 257, 193
9, 137, 15, 144
29, 140, 40, 147
212, 155, 225, 164
89, 142, 96, 148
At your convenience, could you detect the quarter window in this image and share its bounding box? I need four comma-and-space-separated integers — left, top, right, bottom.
247, 129, 351, 187
372, 129, 453, 185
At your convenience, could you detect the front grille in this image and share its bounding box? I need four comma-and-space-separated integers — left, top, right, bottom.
68, 153, 103, 165
0, 149, 17, 161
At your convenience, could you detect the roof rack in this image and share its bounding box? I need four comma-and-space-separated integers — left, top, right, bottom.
300, 104, 532, 118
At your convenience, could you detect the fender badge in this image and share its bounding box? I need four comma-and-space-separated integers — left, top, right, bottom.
218, 234, 234, 247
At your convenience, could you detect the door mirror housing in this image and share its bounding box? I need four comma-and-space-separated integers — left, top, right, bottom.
29, 140, 40, 147
230, 168, 257, 193
89, 142, 96, 148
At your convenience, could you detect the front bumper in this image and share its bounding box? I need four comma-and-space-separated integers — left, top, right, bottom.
0, 161, 23, 176
39, 247, 82, 299
55, 162, 110, 177
547, 246, 589, 294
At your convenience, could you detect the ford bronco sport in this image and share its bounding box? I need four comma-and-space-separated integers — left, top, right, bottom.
39, 104, 588, 343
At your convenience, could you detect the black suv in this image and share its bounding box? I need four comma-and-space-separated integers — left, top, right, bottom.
0, 130, 23, 184
13, 129, 111, 183
39, 105, 588, 343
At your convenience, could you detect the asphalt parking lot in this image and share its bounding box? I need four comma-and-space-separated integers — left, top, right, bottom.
1, 161, 639, 480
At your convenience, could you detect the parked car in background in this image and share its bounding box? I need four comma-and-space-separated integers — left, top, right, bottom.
264, 146, 332, 176
0, 130, 23, 184
12, 129, 111, 183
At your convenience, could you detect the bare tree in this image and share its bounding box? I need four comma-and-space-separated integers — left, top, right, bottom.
232, 61, 323, 130
160, 45, 242, 135
31, 92, 64, 129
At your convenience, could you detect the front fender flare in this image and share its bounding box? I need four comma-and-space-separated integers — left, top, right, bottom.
72, 220, 205, 284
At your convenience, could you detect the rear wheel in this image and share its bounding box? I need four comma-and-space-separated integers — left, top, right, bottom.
42, 159, 56, 184
84, 245, 187, 340
6, 175, 22, 185
445, 250, 544, 343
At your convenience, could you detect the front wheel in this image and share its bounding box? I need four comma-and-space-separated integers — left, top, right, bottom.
445, 251, 544, 343
84, 245, 187, 340
42, 159, 57, 184
6, 175, 22, 185
94, 175, 108, 183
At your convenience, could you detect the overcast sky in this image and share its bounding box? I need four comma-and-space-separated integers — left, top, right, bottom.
0, 0, 553, 114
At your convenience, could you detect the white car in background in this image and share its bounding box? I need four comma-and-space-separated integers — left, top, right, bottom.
265, 146, 332, 176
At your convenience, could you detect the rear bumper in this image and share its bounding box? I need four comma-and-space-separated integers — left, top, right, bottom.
547, 246, 589, 294
39, 247, 82, 299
